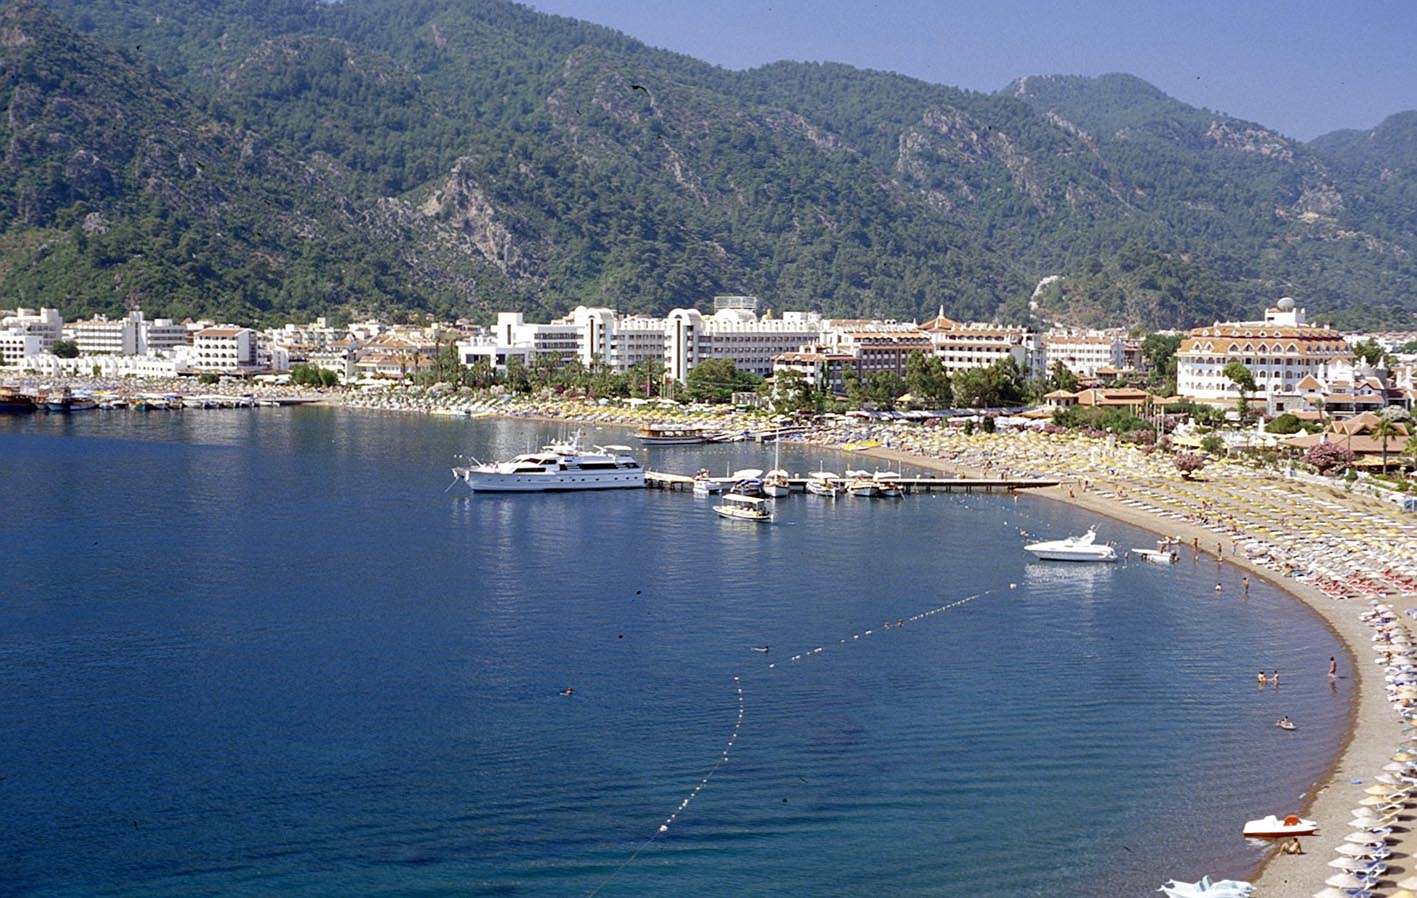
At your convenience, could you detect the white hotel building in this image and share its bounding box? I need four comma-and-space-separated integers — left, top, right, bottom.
1042, 331, 1128, 378
1175, 299, 1352, 402
460, 299, 822, 382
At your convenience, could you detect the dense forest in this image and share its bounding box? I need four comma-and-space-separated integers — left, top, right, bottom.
1, 0, 1415, 330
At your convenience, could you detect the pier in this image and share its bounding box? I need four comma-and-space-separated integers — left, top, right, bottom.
645, 471, 1059, 493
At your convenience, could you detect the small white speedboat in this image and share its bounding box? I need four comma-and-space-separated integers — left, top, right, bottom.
1133, 548, 1178, 564
1158, 875, 1255, 898
1241, 813, 1317, 837
1025, 528, 1117, 562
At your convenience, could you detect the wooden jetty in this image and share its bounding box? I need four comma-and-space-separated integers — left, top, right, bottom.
646, 471, 1058, 493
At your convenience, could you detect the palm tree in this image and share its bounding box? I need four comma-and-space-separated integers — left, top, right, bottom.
1404, 433, 1417, 474
1371, 417, 1402, 474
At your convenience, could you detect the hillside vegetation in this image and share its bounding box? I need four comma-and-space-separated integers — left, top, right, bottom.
1, 0, 1414, 329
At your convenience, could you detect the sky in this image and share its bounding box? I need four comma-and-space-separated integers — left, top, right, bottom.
523, 0, 1416, 141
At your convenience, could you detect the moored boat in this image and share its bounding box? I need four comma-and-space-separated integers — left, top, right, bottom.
452, 432, 644, 492
637, 423, 714, 446
1024, 528, 1118, 562
873, 471, 903, 497
0, 389, 35, 413
1133, 548, 1178, 564
692, 469, 726, 495
805, 471, 841, 498
844, 470, 879, 498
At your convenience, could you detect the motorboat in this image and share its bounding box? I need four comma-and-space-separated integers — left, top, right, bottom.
762, 440, 791, 498
763, 469, 791, 498
452, 432, 644, 492
1241, 814, 1317, 838
637, 423, 714, 445
1158, 875, 1255, 898
728, 469, 766, 498
714, 493, 772, 523
1024, 528, 1118, 562
805, 471, 842, 498
845, 470, 880, 498
873, 471, 904, 497
692, 469, 726, 495
1133, 547, 1178, 564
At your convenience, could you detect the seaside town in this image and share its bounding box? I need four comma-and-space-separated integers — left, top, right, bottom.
9, 295, 1417, 898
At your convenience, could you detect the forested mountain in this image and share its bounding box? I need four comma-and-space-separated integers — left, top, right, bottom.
3, 0, 1415, 329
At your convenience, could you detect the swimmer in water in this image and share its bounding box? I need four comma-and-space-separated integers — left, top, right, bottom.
560, 687, 574, 696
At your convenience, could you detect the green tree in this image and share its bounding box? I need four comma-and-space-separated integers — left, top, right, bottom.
1141, 333, 1182, 393
1222, 360, 1256, 423
903, 350, 952, 407
684, 358, 757, 403
1043, 361, 1079, 394
50, 339, 80, 358
1264, 413, 1303, 435
952, 358, 1027, 408
1371, 417, 1402, 474
1352, 338, 1391, 369
768, 368, 814, 414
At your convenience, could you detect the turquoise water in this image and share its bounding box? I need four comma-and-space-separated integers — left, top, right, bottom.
0, 409, 1350, 897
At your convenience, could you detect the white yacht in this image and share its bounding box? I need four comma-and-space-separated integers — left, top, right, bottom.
452, 433, 644, 492
1024, 528, 1118, 562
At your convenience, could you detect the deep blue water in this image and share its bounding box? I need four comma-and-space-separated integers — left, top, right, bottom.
1, 408, 1350, 897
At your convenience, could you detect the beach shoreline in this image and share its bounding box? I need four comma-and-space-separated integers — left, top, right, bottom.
310, 392, 1417, 894
854, 443, 1408, 897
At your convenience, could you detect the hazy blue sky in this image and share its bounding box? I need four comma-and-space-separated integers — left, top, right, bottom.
524, 0, 1415, 141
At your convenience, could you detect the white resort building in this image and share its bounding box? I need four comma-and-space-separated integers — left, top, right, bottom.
1175, 298, 1353, 403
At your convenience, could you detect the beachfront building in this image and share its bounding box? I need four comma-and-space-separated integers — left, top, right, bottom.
67, 310, 191, 356
820, 322, 935, 380
771, 345, 860, 393
466, 303, 823, 383
1175, 298, 1353, 403
1043, 331, 1128, 378
1, 307, 63, 351
192, 327, 257, 373
917, 312, 1045, 377
0, 331, 44, 368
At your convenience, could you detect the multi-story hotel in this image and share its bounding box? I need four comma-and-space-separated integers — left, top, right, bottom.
917, 312, 1046, 377
1043, 331, 1128, 378
1175, 298, 1353, 402
461, 299, 822, 383
192, 327, 257, 372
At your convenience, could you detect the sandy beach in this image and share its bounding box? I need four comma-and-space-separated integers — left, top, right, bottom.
843, 432, 1417, 898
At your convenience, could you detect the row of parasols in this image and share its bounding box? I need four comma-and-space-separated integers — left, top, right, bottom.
1313, 602, 1417, 898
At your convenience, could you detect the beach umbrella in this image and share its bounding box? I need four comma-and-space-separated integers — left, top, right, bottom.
1336, 842, 1389, 859
1365, 784, 1400, 795
1326, 871, 1368, 889
1311, 888, 1349, 898
1389, 890, 1416, 898
1343, 831, 1388, 845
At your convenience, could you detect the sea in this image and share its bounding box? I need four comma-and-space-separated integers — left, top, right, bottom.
0, 407, 1351, 897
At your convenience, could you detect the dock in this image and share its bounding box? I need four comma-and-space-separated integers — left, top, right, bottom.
645, 472, 1058, 493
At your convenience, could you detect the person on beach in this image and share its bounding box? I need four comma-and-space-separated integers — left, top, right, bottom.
1283, 837, 1303, 855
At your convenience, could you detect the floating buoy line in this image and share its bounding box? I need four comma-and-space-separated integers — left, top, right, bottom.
585, 589, 992, 896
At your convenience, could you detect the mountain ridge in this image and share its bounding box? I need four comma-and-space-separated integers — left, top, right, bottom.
3, 0, 1415, 330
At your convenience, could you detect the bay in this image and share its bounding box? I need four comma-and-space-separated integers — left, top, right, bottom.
0, 408, 1349, 897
